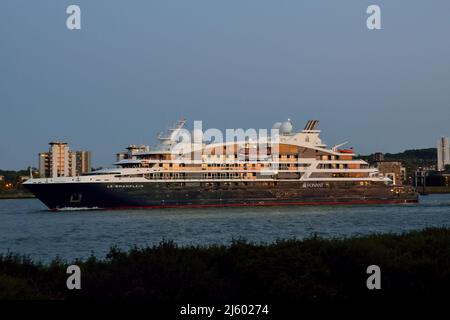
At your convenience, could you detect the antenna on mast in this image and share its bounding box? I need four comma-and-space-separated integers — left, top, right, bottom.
332, 141, 349, 152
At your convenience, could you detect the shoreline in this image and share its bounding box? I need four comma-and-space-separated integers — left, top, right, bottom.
418, 186, 450, 194
0, 193, 35, 200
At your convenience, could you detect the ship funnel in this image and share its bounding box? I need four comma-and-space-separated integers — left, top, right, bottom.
303, 120, 319, 131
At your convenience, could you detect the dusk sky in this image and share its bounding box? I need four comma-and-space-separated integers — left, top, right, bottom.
1, 0, 449, 170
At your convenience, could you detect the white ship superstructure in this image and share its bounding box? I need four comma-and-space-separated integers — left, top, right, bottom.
24, 119, 417, 210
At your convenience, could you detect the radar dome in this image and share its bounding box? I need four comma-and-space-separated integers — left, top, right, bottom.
279, 120, 293, 135
272, 122, 282, 130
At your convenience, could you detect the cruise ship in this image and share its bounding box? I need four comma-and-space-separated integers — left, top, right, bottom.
24, 119, 418, 210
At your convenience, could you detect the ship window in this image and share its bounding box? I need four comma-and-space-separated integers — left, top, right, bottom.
118, 174, 144, 178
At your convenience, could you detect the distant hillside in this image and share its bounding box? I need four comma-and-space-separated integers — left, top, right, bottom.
383, 148, 437, 162
359, 148, 437, 174
360, 148, 436, 161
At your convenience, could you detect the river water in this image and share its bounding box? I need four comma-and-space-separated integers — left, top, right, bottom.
1, 195, 449, 263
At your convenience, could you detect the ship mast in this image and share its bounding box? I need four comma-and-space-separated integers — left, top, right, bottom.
156, 118, 187, 150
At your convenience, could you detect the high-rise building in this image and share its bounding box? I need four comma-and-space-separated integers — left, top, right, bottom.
50, 141, 70, 177
38, 141, 91, 178
75, 151, 91, 176
38, 152, 50, 178
372, 152, 384, 162
373, 160, 405, 185
437, 136, 450, 171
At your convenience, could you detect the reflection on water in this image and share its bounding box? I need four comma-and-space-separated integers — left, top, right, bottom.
0, 195, 449, 263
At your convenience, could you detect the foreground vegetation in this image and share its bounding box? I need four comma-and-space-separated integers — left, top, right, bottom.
1, 228, 449, 301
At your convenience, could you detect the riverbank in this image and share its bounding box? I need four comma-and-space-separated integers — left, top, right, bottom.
418, 186, 450, 194
1, 227, 449, 301
0, 190, 34, 199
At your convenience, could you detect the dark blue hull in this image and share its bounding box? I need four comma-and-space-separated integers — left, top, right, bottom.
24, 181, 418, 210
